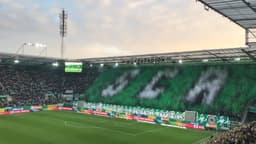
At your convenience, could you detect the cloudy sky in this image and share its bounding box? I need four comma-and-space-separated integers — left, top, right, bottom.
0, 0, 245, 58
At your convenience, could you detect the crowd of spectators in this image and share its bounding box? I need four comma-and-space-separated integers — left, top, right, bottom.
207, 121, 256, 144
0, 65, 97, 107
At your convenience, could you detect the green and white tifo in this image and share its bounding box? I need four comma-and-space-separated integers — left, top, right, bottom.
0, 111, 212, 144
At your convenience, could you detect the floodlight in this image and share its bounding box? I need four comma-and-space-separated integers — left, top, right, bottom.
234, 57, 241, 61
14, 59, 20, 64
114, 62, 119, 67
202, 59, 208, 62
52, 62, 59, 67
35, 43, 41, 48
26, 42, 32, 46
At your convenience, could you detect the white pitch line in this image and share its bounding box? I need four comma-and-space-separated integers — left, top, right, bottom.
64, 119, 165, 137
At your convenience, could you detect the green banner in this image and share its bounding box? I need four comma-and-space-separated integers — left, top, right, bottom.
0, 95, 7, 98
249, 107, 256, 113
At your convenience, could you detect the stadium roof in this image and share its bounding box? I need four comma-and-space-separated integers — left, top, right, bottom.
0, 52, 61, 64
78, 47, 256, 64
1, 47, 256, 65
198, 0, 256, 29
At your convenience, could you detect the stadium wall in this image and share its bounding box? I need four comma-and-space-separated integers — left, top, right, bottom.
0, 104, 72, 115
76, 101, 230, 131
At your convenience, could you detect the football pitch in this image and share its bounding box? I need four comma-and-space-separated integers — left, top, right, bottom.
0, 111, 212, 144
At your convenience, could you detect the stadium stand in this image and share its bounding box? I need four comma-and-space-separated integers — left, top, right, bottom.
86, 63, 256, 119
206, 121, 256, 144
0, 65, 97, 107
0, 61, 255, 121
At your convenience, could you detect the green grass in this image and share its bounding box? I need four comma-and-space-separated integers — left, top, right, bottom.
0, 111, 212, 144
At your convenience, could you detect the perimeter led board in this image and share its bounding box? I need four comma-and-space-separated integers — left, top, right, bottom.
65, 62, 83, 73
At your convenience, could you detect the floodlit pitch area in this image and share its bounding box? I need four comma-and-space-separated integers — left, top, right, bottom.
0, 111, 212, 144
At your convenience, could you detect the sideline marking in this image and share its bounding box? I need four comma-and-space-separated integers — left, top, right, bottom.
63, 120, 163, 136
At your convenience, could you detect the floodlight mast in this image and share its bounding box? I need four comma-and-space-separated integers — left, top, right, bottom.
59, 9, 68, 58
16, 42, 47, 56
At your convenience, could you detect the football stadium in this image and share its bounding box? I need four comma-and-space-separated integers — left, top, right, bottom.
0, 0, 256, 144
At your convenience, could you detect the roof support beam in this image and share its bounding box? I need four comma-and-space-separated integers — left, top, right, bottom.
246, 28, 256, 46
177, 54, 194, 61
242, 0, 256, 14
207, 51, 227, 61
249, 30, 256, 39
241, 49, 256, 60
234, 18, 256, 21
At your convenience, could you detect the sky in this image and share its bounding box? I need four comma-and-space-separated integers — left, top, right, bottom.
0, 0, 245, 59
